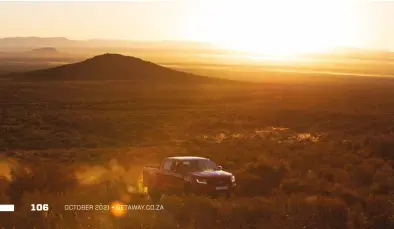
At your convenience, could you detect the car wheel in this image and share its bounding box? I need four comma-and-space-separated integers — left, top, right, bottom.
148, 188, 162, 202
183, 184, 191, 196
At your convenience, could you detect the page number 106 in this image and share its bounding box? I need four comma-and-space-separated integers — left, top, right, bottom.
31, 204, 49, 211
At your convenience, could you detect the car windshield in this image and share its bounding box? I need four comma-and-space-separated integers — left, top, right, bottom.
180, 159, 217, 172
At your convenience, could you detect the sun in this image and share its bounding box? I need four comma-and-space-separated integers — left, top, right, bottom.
186, 0, 360, 57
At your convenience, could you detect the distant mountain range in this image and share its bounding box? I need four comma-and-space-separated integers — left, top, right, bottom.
7, 53, 229, 83
1, 37, 392, 60
0, 37, 221, 51
302, 47, 394, 62
0, 46, 78, 60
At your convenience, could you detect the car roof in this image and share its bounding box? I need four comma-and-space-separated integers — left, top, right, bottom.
165, 156, 209, 161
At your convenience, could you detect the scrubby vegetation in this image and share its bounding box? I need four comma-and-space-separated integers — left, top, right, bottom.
1, 79, 394, 228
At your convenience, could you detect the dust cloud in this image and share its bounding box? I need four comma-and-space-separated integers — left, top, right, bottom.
0, 157, 19, 181
74, 158, 145, 193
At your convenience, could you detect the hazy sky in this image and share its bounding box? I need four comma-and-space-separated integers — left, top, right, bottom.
1, 0, 393, 53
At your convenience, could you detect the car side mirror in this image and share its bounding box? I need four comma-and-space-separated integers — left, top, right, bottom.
216, 165, 223, 170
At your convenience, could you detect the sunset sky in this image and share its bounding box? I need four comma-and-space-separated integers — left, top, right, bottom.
1, 0, 393, 55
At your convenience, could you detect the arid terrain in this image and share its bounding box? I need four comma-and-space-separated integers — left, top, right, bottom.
0, 52, 394, 228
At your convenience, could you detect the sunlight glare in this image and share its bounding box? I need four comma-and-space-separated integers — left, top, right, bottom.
110, 201, 127, 217
187, 0, 360, 57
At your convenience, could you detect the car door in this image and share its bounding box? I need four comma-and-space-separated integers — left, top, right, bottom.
170, 160, 188, 194
174, 160, 194, 194
158, 159, 173, 193
165, 160, 186, 194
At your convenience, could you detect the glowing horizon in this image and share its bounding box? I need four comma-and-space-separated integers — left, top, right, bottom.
0, 0, 393, 56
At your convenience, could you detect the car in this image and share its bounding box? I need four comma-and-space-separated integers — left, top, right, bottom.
142, 156, 236, 201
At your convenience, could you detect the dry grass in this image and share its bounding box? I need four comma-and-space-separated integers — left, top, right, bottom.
1, 80, 394, 228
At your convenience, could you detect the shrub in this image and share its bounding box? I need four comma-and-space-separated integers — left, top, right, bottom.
279, 178, 319, 195
6, 160, 78, 204
235, 158, 289, 196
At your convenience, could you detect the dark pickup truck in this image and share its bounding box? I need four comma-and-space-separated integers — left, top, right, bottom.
142, 156, 236, 201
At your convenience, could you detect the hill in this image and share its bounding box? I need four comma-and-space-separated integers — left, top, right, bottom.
8, 53, 228, 83
29, 47, 59, 55
0, 47, 74, 60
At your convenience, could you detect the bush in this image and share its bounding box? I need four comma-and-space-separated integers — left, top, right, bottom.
235, 158, 289, 196
279, 178, 320, 195
6, 160, 78, 204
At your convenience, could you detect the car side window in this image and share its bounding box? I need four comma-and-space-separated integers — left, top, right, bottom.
162, 160, 173, 171
170, 161, 181, 172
